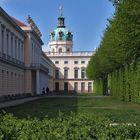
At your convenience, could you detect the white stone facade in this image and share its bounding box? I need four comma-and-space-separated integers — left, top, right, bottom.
46, 5, 94, 93
0, 7, 26, 97
46, 52, 94, 93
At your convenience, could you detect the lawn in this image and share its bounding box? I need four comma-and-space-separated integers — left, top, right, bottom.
1, 96, 140, 124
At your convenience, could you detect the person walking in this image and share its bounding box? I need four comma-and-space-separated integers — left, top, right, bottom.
46, 87, 49, 95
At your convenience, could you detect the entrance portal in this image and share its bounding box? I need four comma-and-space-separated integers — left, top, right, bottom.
64, 82, 68, 91
55, 82, 59, 91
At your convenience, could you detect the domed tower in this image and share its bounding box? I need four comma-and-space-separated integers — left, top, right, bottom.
49, 4, 73, 53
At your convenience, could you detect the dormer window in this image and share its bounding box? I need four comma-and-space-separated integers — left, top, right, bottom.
50, 31, 55, 41
67, 32, 72, 41
59, 31, 63, 40
51, 31, 55, 37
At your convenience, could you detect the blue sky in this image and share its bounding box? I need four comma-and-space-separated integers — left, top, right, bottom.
0, 0, 115, 51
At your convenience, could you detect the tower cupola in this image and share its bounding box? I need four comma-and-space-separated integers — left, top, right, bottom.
58, 4, 65, 28
49, 2, 73, 53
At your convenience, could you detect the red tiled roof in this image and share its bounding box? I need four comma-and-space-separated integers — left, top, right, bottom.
11, 16, 27, 27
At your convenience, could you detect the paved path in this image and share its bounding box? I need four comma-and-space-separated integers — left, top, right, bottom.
0, 96, 43, 109
0, 95, 109, 109
45, 95, 109, 99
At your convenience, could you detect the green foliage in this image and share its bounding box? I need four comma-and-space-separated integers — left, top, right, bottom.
86, 0, 140, 99
110, 59, 140, 104
0, 114, 139, 140
93, 79, 103, 95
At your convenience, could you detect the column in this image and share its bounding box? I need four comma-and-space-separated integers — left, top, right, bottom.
33, 44, 35, 63
18, 40, 20, 61
6, 31, 9, 57
20, 42, 22, 62
13, 35, 15, 59
10, 34, 13, 58
22, 42, 24, 63
3, 27, 6, 57
8, 31, 11, 57
19, 41, 20, 62
15, 37, 17, 60
36, 70, 40, 95
0, 22, 2, 57
16, 37, 18, 60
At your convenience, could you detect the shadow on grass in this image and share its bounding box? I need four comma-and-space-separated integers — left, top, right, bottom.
0, 96, 79, 120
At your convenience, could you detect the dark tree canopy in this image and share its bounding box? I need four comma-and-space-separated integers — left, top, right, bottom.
87, 0, 140, 80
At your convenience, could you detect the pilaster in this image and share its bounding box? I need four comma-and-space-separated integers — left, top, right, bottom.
36, 70, 40, 95
0, 22, 2, 57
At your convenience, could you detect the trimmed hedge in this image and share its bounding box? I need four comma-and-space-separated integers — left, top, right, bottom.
86, 0, 140, 102
109, 59, 140, 103
0, 114, 140, 140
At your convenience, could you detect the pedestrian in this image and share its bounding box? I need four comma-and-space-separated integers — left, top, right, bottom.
42, 87, 45, 95
46, 87, 49, 95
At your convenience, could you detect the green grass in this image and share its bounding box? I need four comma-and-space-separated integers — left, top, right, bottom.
1, 96, 140, 124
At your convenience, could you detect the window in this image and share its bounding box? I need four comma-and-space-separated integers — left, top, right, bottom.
59, 48, 62, 53
74, 61, 78, 64
74, 82, 78, 92
6, 32, 9, 55
55, 70, 59, 79
64, 69, 68, 79
81, 61, 85, 64
2, 70, 4, 88
64, 82, 68, 91
74, 69, 78, 79
15, 38, 17, 59
11, 36, 13, 58
11, 72, 13, 91
64, 61, 68, 64
81, 68, 86, 79
88, 82, 92, 92
1, 30, 4, 53
55, 61, 59, 64
55, 82, 59, 91
18, 42, 20, 60
7, 71, 9, 89
52, 49, 55, 53
59, 31, 63, 40
67, 48, 70, 52
81, 82, 85, 92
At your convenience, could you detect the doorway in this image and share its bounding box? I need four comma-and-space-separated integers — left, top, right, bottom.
55, 82, 59, 91
64, 82, 68, 92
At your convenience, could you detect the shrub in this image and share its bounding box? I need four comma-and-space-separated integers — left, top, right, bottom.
0, 114, 139, 140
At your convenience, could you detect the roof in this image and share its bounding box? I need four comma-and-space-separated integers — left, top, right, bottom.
0, 7, 26, 37
50, 27, 73, 42
11, 16, 27, 27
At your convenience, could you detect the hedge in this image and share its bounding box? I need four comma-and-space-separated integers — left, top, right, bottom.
0, 114, 139, 140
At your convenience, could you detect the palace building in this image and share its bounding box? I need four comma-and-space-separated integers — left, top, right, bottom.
0, 4, 94, 100
45, 4, 94, 93
0, 7, 54, 100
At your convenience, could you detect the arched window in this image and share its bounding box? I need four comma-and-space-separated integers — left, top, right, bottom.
59, 48, 62, 53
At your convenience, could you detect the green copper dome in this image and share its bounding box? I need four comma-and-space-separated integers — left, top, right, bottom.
50, 4, 73, 42
50, 27, 73, 42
